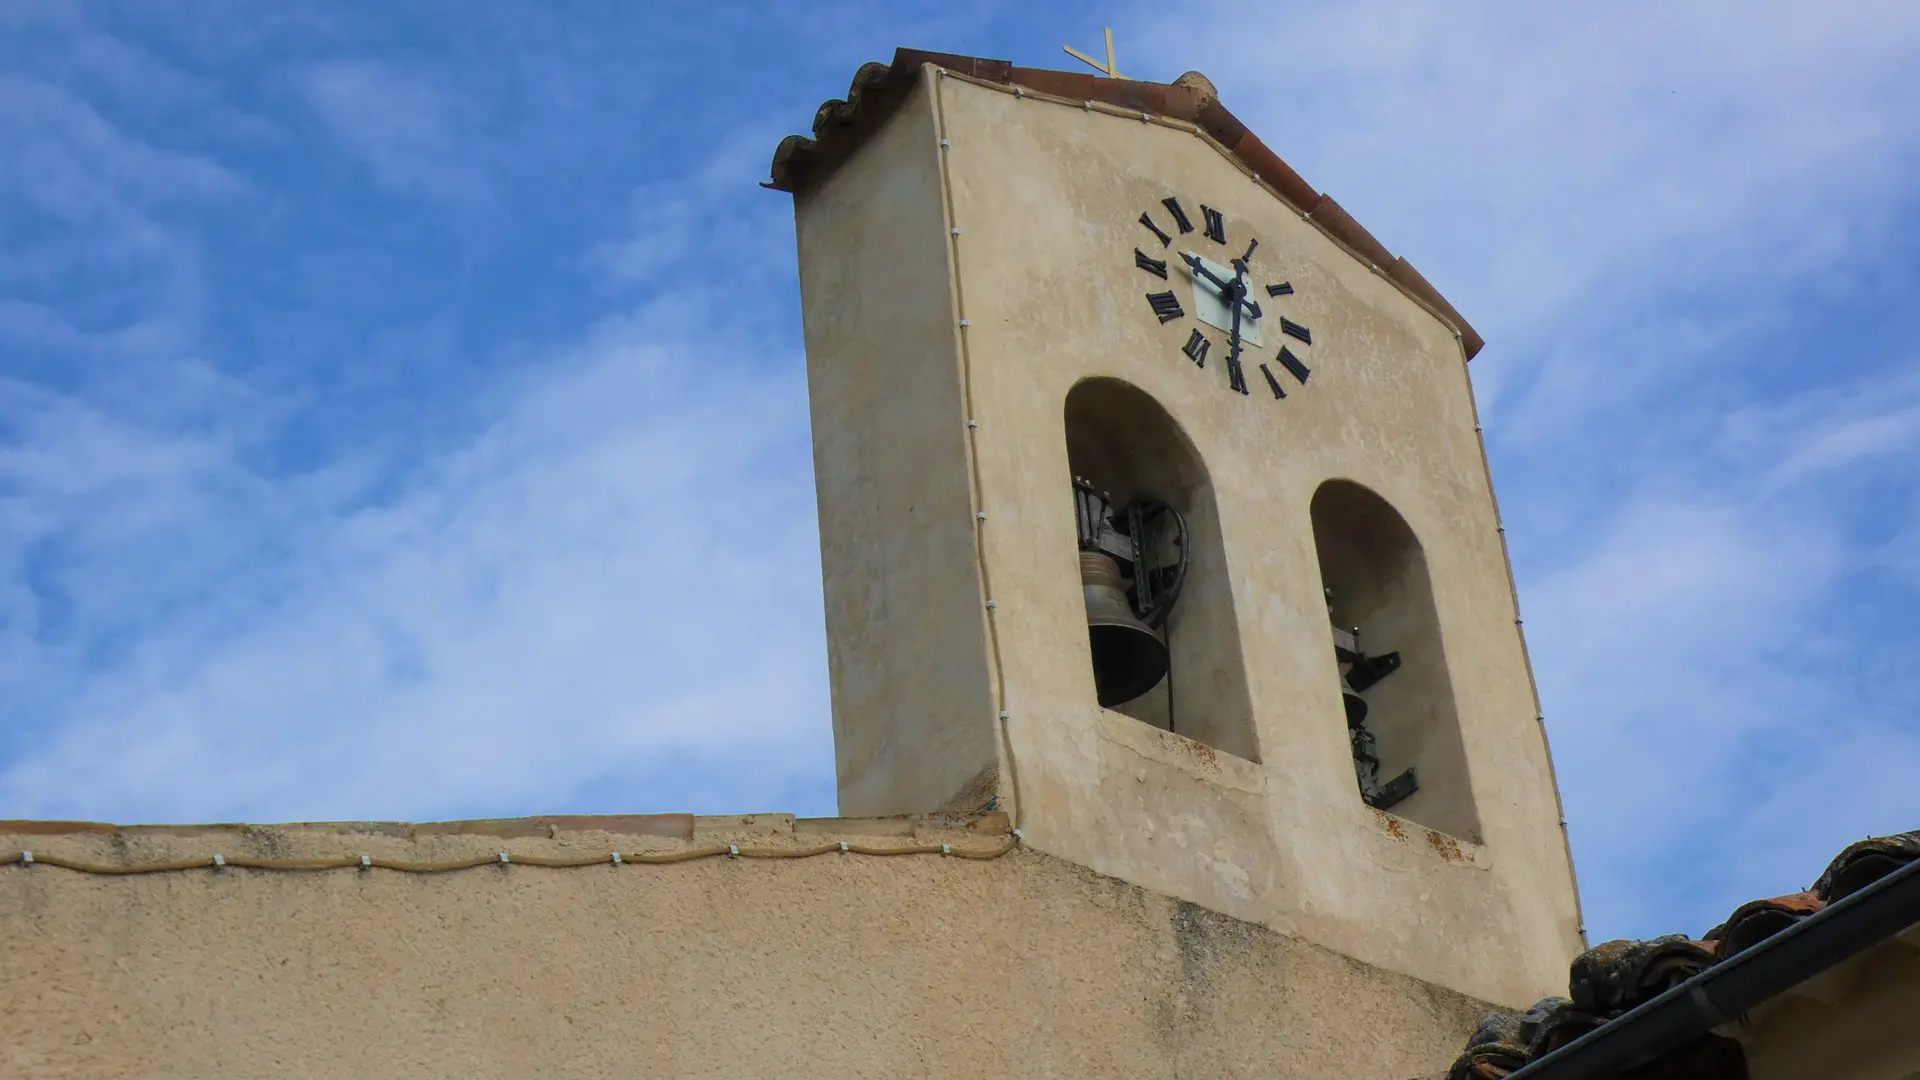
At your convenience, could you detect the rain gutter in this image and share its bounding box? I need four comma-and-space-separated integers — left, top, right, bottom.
1506, 854, 1920, 1079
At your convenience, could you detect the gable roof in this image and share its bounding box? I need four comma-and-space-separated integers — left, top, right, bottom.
764, 48, 1486, 360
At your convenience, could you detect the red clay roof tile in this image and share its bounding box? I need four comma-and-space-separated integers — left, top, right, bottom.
1447, 828, 1917, 1079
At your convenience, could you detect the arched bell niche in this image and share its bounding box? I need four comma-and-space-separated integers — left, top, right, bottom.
1310, 479, 1481, 841
1062, 377, 1259, 762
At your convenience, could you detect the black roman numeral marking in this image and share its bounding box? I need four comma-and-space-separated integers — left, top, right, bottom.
1280, 318, 1313, 345
1241, 237, 1259, 262
1138, 212, 1172, 248
1161, 197, 1193, 234
1226, 354, 1249, 395
1266, 281, 1294, 297
1135, 249, 1168, 279
1278, 346, 1311, 384
1202, 205, 1225, 244
1182, 328, 1210, 367
1147, 291, 1184, 323
1260, 363, 1287, 399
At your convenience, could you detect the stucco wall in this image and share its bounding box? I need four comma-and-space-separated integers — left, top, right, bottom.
792, 64, 1583, 1009
1724, 930, 1920, 1080
794, 75, 1000, 817
3, 814, 1491, 1080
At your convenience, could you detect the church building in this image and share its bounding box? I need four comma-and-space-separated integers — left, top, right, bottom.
4, 46, 1916, 1080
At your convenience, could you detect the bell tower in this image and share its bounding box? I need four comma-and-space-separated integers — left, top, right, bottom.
770, 49, 1583, 1008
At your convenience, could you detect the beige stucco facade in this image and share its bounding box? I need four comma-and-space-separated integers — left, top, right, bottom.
2, 814, 1491, 1080
793, 65, 1582, 1010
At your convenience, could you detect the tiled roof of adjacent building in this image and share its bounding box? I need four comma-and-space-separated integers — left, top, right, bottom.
763, 47, 1487, 360
1449, 830, 1920, 1080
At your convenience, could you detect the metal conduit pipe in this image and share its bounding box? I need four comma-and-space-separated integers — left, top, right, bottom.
1507, 853, 1920, 1079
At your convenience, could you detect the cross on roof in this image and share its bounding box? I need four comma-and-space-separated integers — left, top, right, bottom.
1064, 28, 1124, 80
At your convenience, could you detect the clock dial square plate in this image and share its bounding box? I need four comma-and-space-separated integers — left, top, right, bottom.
1179, 250, 1262, 347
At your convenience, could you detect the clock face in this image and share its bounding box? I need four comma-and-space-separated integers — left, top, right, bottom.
1133, 195, 1313, 401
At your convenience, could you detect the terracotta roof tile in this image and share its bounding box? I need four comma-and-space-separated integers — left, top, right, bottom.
1525, 1000, 1608, 1061
1814, 830, 1920, 902
1446, 827, 1918, 1079
1704, 891, 1825, 958
1568, 934, 1719, 1016
765, 48, 1486, 360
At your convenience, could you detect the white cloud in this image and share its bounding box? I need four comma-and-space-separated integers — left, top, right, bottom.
585, 123, 794, 293
301, 60, 486, 202
0, 310, 830, 823
0, 10, 848, 827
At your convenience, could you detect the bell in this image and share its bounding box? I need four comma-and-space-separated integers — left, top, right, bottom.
1340, 670, 1370, 728
1080, 551, 1169, 706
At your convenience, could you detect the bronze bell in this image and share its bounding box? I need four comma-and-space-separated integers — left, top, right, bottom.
1340, 670, 1369, 728
1080, 550, 1169, 706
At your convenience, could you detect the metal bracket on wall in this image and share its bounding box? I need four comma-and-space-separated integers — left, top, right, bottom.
1346, 651, 1401, 693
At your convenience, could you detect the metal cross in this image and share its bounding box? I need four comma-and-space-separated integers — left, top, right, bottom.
1064, 27, 1124, 80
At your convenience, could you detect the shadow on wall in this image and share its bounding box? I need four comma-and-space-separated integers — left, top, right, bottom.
1063, 376, 1259, 763
1311, 479, 1481, 842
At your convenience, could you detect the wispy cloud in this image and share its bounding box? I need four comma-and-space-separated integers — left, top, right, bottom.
1, 9, 834, 822
301, 60, 486, 203
0, 294, 828, 823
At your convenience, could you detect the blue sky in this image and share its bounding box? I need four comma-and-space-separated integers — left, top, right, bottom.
1, 1, 1916, 946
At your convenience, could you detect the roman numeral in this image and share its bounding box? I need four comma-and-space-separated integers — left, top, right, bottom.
1266, 281, 1294, 297
1161, 197, 1193, 234
1241, 237, 1259, 262
1280, 318, 1313, 345
1134, 249, 1168, 279
1260, 363, 1287, 399
1147, 291, 1184, 323
1138, 212, 1172, 248
1225, 354, 1249, 395
1182, 328, 1210, 367
1202, 206, 1225, 244
1278, 346, 1311, 384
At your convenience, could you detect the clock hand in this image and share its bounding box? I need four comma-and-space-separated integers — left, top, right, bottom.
1182, 252, 1234, 297
1230, 257, 1262, 321
1187, 253, 1262, 319
1224, 270, 1250, 396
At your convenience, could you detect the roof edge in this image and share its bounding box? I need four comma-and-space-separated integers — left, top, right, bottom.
0, 810, 1010, 844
